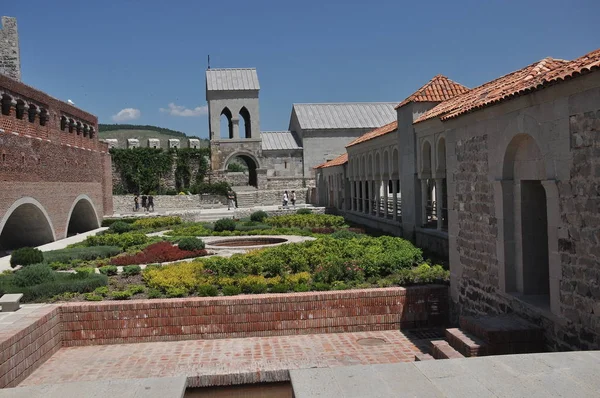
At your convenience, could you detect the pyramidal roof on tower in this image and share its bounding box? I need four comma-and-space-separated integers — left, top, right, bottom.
395, 75, 469, 109
206, 68, 260, 91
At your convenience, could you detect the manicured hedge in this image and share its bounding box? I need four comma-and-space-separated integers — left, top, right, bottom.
10, 247, 44, 268
266, 214, 346, 228
84, 232, 149, 249
44, 246, 122, 264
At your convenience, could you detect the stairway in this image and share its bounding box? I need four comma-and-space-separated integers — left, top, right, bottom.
416, 314, 545, 361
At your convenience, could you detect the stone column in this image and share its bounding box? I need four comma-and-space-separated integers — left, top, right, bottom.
231, 118, 240, 139
392, 179, 398, 221
361, 181, 366, 213
383, 178, 389, 218
436, 178, 444, 230
421, 179, 428, 226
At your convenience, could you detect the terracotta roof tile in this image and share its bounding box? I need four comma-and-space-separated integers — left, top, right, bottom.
395, 75, 469, 109
413, 50, 600, 123
345, 121, 398, 148
314, 153, 348, 169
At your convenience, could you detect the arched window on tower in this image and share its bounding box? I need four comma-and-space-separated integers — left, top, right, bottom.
239, 106, 251, 138
220, 107, 233, 139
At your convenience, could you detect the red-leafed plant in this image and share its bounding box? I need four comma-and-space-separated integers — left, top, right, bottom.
110, 241, 208, 266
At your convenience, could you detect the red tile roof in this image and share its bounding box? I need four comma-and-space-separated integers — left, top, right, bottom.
395, 75, 469, 109
314, 153, 348, 169
413, 49, 600, 123
346, 121, 398, 148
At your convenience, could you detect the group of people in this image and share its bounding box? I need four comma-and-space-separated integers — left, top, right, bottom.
133, 194, 155, 212
282, 190, 297, 208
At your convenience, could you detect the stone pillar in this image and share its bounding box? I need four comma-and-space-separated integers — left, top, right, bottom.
392, 179, 398, 221
436, 178, 444, 230
383, 178, 389, 218
232, 118, 240, 139
421, 179, 428, 226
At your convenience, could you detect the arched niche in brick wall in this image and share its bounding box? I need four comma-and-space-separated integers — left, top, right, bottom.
65, 195, 100, 236
0, 197, 56, 252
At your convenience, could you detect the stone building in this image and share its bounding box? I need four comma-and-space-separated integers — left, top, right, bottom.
316, 47, 600, 350
205, 67, 397, 205
0, 16, 20, 81
0, 17, 112, 253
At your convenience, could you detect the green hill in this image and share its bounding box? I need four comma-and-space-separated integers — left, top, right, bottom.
98, 124, 209, 149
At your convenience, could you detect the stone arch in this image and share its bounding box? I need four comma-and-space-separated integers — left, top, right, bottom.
239, 106, 251, 139
1, 93, 14, 116
436, 136, 446, 174
421, 140, 432, 176
65, 195, 100, 236
220, 107, 233, 139
499, 132, 558, 313
15, 99, 26, 120
0, 197, 56, 252
223, 151, 260, 187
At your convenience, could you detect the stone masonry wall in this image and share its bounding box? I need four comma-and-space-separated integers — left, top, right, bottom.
112, 194, 226, 214
453, 134, 500, 314
59, 286, 448, 346
557, 108, 600, 349
0, 16, 20, 81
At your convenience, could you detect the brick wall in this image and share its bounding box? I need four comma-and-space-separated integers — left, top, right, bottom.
60, 286, 448, 347
0, 306, 61, 388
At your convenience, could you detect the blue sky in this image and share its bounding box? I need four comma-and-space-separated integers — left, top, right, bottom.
3, 0, 599, 138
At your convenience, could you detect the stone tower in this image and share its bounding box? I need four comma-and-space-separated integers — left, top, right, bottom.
205, 68, 264, 187
0, 16, 21, 81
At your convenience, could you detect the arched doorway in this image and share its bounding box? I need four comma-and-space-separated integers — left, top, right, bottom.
0, 198, 55, 254
66, 196, 100, 236
502, 133, 550, 302
225, 153, 258, 187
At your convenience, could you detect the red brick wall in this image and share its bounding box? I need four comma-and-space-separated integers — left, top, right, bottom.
0, 306, 61, 388
60, 286, 448, 347
0, 74, 113, 240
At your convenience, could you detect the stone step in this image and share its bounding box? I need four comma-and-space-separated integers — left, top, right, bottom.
445, 328, 488, 357
459, 315, 545, 355
429, 340, 465, 360
414, 353, 435, 361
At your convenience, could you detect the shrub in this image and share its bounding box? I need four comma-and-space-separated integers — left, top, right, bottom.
293, 283, 310, 292
238, 275, 268, 294
143, 261, 199, 292
10, 247, 44, 268
197, 284, 218, 297
122, 265, 142, 277
330, 229, 362, 239
111, 290, 132, 300
132, 216, 182, 229
85, 232, 149, 249
296, 208, 313, 215
213, 218, 236, 232
110, 241, 208, 266
94, 286, 109, 296
109, 221, 134, 234
222, 285, 241, 296
49, 261, 71, 271
165, 287, 188, 298
84, 293, 103, 301
99, 265, 118, 276
101, 217, 142, 227
177, 237, 205, 251
147, 288, 162, 299
0, 272, 108, 303
13, 264, 55, 287
44, 246, 121, 264
331, 281, 348, 290
270, 283, 290, 293
74, 267, 95, 277
312, 282, 331, 291
128, 284, 145, 294
250, 210, 269, 223
266, 214, 345, 229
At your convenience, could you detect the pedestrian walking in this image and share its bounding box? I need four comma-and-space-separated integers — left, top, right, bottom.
133, 195, 139, 212
227, 190, 236, 210
141, 195, 147, 212
147, 194, 154, 212
291, 190, 297, 208
282, 190, 289, 208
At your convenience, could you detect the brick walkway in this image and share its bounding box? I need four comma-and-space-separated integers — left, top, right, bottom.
20, 330, 426, 387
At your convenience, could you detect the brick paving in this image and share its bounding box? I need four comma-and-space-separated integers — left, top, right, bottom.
20, 330, 427, 387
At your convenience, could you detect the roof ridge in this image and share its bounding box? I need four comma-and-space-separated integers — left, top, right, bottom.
395, 74, 469, 109
207, 67, 257, 71
293, 102, 398, 106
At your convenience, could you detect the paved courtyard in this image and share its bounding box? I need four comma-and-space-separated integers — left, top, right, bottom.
20, 330, 426, 387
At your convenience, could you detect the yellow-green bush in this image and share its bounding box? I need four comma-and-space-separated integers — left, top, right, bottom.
266, 214, 346, 229
132, 216, 182, 229
143, 261, 201, 292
